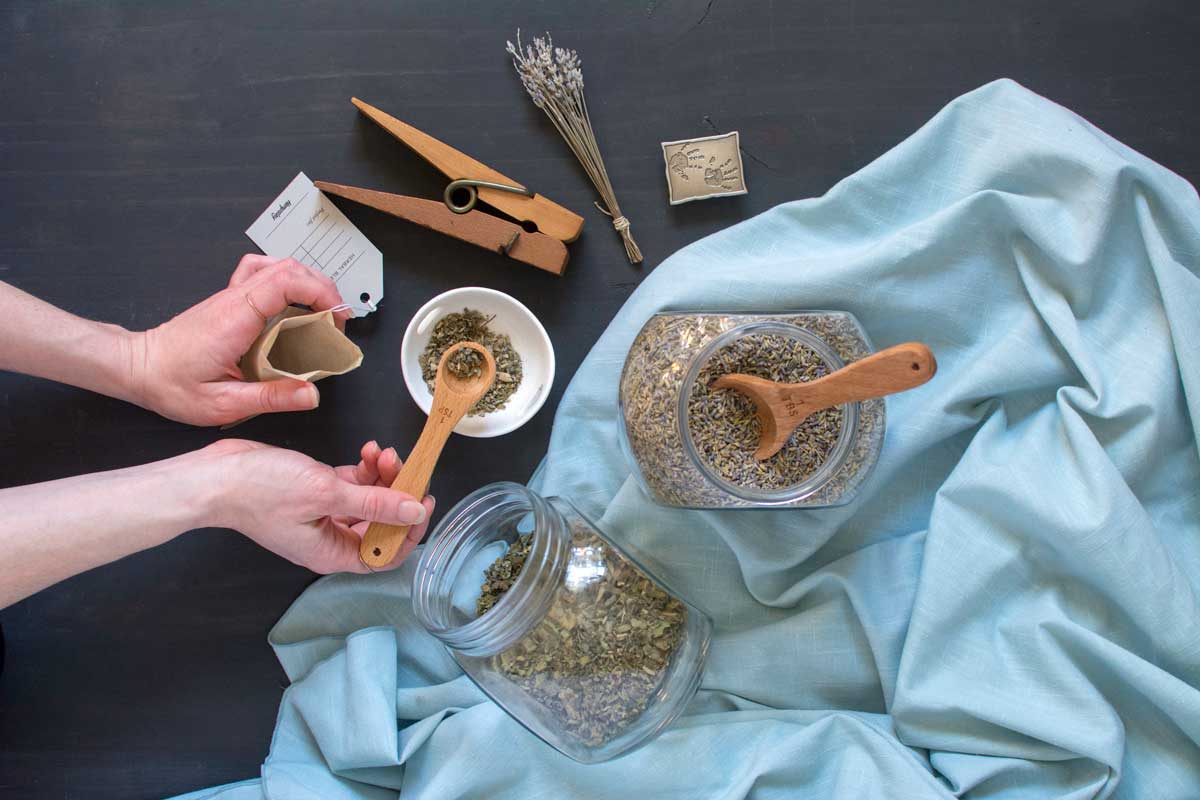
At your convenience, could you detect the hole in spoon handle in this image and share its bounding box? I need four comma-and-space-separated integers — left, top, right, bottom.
360, 522, 414, 569
812, 342, 937, 408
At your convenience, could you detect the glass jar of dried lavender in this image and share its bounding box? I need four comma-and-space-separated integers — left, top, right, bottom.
411, 482, 712, 763
619, 311, 885, 509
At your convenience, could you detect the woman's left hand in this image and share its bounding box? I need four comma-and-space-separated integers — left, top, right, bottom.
198, 439, 435, 574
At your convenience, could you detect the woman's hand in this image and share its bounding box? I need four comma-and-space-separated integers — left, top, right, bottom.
0, 439, 433, 607
131, 256, 352, 426
199, 439, 435, 574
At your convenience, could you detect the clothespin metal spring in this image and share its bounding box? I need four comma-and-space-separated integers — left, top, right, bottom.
443, 179, 534, 215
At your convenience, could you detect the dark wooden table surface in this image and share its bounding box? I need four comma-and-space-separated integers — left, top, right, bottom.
0, 1, 1195, 797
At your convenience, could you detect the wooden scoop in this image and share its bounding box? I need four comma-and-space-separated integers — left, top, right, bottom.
711, 342, 936, 461
359, 341, 496, 570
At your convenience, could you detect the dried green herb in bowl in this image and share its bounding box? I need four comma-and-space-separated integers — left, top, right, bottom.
419, 308, 523, 415
445, 344, 486, 380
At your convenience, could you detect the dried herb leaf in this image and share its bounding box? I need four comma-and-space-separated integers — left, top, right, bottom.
476, 533, 533, 616
419, 308, 523, 415
445, 344, 485, 380
476, 527, 687, 747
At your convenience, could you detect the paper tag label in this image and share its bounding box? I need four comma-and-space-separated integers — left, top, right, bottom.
246, 172, 383, 316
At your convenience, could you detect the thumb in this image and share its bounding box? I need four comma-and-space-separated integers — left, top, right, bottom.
334, 482, 428, 527
219, 379, 320, 418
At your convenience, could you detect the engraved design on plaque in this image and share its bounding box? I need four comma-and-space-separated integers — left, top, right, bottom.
660, 131, 748, 205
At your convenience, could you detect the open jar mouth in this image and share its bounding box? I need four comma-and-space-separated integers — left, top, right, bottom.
678, 321, 858, 506
412, 482, 569, 657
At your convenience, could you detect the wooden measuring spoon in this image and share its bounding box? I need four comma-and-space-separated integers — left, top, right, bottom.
711, 342, 936, 461
359, 341, 496, 570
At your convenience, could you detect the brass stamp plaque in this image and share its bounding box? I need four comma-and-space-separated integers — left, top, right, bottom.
661, 131, 748, 205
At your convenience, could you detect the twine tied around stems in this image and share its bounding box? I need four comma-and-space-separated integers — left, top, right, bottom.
595, 202, 641, 261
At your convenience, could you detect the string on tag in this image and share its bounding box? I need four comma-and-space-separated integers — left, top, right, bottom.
329, 299, 377, 317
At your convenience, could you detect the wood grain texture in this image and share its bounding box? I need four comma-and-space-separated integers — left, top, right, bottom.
351, 97, 585, 242
0, 1, 1196, 798
713, 343, 936, 459
314, 181, 569, 274
359, 343, 496, 569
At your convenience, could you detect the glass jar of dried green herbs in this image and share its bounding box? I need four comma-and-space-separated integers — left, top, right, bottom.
412, 482, 712, 763
619, 312, 885, 508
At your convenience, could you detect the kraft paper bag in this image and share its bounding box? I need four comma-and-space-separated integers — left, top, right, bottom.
239, 306, 363, 383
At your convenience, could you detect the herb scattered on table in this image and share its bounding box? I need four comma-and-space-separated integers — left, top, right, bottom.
687, 332, 842, 491
420, 308, 522, 415
476, 529, 687, 747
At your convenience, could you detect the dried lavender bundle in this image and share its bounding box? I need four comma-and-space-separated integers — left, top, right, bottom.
506, 31, 643, 264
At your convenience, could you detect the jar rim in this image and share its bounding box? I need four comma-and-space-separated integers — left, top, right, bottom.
678, 320, 859, 505
411, 482, 568, 656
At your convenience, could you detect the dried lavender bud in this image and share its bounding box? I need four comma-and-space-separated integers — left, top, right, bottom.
505, 30, 641, 263
687, 333, 842, 491
619, 313, 885, 508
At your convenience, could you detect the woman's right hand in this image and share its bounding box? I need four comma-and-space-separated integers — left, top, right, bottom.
131, 256, 351, 427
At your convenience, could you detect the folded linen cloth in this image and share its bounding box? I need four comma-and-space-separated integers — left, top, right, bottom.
173, 79, 1200, 800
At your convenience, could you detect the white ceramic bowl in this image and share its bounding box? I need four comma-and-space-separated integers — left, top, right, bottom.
401, 287, 555, 438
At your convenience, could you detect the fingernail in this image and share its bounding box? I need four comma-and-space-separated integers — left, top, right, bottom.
386, 447, 398, 461
400, 501, 426, 525
295, 385, 319, 409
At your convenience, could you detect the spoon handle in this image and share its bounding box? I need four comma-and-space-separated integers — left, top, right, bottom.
792, 342, 936, 408
714, 342, 936, 461
358, 381, 476, 570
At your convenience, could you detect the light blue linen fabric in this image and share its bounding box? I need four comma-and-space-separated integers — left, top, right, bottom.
174, 79, 1200, 799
